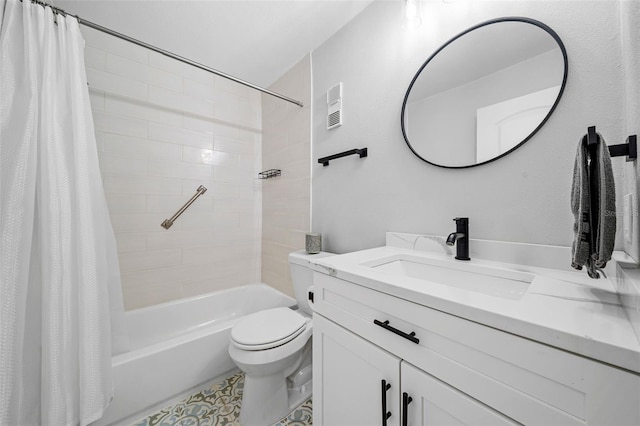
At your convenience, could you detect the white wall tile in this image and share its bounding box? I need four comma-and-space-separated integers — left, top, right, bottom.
214, 136, 255, 155
92, 112, 148, 138
89, 89, 105, 112
148, 85, 214, 120
110, 213, 171, 233
178, 211, 234, 230
148, 122, 213, 149
150, 52, 214, 87
99, 133, 145, 158
147, 159, 214, 180
149, 68, 183, 92
103, 176, 183, 195
147, 50, 189, 75
122, 281, 183, 310
146, 194, 213, 214
261, 56, 311, 296
183, 95, 215, 119
148, 85, 186, 112
184, 78, 215, 101
115, 233, 148, 253
144, 263, 217, 287
184, 147, 238, 167
105, 95, 183, 127
215, 75, 255, 99
236, 128, 261, 144
149, 86, 214, 118
183, 116, 238, 139
101, 133, 182, 161
214, 198, 255, 215
84, 46, 106, 70
105, 53, 157, 85
181, 147, 212, 164
200, 181, 237, 199
118, 248, 182, 273
120, 270, 147, 289
99, 156, 147, 176
91, 32, 263, 309
213, 165, 243, 183
81, 27, 149, 64
182, 244, 254, 266
105, 194, 147, 214
180, 279, 237, 299
146, 229, 216, 250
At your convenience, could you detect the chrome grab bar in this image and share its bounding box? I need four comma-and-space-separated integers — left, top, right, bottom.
161, 185, 207, 230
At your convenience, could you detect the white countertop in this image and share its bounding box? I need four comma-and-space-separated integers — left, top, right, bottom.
310, 243, 640, 374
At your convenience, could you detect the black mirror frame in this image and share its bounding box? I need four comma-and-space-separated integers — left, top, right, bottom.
401, 16, 568, 169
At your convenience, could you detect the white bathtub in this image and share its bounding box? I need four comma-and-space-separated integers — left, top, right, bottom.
93, 284, 296, 426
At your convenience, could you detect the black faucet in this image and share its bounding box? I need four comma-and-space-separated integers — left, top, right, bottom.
446, 217, 470, 261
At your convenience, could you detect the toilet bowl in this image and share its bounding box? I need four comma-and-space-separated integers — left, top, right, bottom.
228, 250, 333, 426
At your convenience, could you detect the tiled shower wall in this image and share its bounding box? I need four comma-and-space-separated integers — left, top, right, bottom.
83, 27, 263, 310
261, 56, 312, 296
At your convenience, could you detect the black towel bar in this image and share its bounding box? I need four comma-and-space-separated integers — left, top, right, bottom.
580, 125, 634, 279
318, 148, 368, 166
584, 125, 637, 161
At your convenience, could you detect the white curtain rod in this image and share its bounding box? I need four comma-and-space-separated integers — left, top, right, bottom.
24, 0, 305, 107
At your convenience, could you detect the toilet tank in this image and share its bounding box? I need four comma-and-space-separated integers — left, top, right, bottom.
289, 250, 334, 315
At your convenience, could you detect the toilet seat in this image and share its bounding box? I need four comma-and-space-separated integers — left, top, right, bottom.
231, 307, 308, 350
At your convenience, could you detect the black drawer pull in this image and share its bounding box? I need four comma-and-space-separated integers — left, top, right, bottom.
402, 392, 413, 426
374, 319, 420, 344
381, 379, 392, 425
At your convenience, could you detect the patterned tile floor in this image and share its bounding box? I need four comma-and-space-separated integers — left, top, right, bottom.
131, 372, 312, 426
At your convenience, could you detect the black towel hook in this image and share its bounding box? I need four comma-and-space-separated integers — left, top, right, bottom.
584, 125, 637, 161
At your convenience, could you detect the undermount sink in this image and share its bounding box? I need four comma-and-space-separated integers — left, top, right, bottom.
362, 254, 534, 300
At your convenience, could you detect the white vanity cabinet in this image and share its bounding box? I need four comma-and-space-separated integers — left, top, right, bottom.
401, 361, 517, 425
314, 314, 517, 426
312, 271, 640, 426
313, 314, 400, 426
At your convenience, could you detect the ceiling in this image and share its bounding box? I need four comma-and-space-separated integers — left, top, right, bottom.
54, 0, 374, 88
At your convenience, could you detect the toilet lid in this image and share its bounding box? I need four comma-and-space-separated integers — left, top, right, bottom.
231, 307, 307, 350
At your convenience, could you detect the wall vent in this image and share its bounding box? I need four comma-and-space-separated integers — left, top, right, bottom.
327, 83, 343, 130
328, 110, 341, 128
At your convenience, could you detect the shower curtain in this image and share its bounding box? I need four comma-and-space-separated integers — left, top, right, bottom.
0, 0, 126, 424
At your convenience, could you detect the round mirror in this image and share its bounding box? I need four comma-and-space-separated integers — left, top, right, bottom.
401, 17, 568, 168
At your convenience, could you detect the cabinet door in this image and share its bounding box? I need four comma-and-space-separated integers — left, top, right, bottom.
314, 314, 401, 426
401, 362, 518, 426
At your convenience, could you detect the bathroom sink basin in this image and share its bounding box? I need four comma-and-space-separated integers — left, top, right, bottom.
362, 254, 534, 300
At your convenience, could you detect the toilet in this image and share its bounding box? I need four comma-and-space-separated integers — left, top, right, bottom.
228, 250, 334, 426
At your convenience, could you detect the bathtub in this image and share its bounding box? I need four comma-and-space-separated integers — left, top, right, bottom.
93, 284, 296, 426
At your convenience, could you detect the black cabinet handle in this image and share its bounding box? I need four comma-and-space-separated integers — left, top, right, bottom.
381, 379, 392, 425
308, 291, 314, 303
402, 392, 413, 426
374, 319, 420, 344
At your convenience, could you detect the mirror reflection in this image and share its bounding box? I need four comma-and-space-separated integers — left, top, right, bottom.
402, 18, 567, 168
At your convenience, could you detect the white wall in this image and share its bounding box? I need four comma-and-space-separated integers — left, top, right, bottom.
312, 0, 626, 254
84, 27, 263, 310
621, 0, 640, 262
262, 55, 312, 297
619, 0, 640, 338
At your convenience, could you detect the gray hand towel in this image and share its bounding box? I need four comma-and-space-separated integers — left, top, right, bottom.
571, 139, 593, 275
593, 135, 616, 268
570, 133, 616, 278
